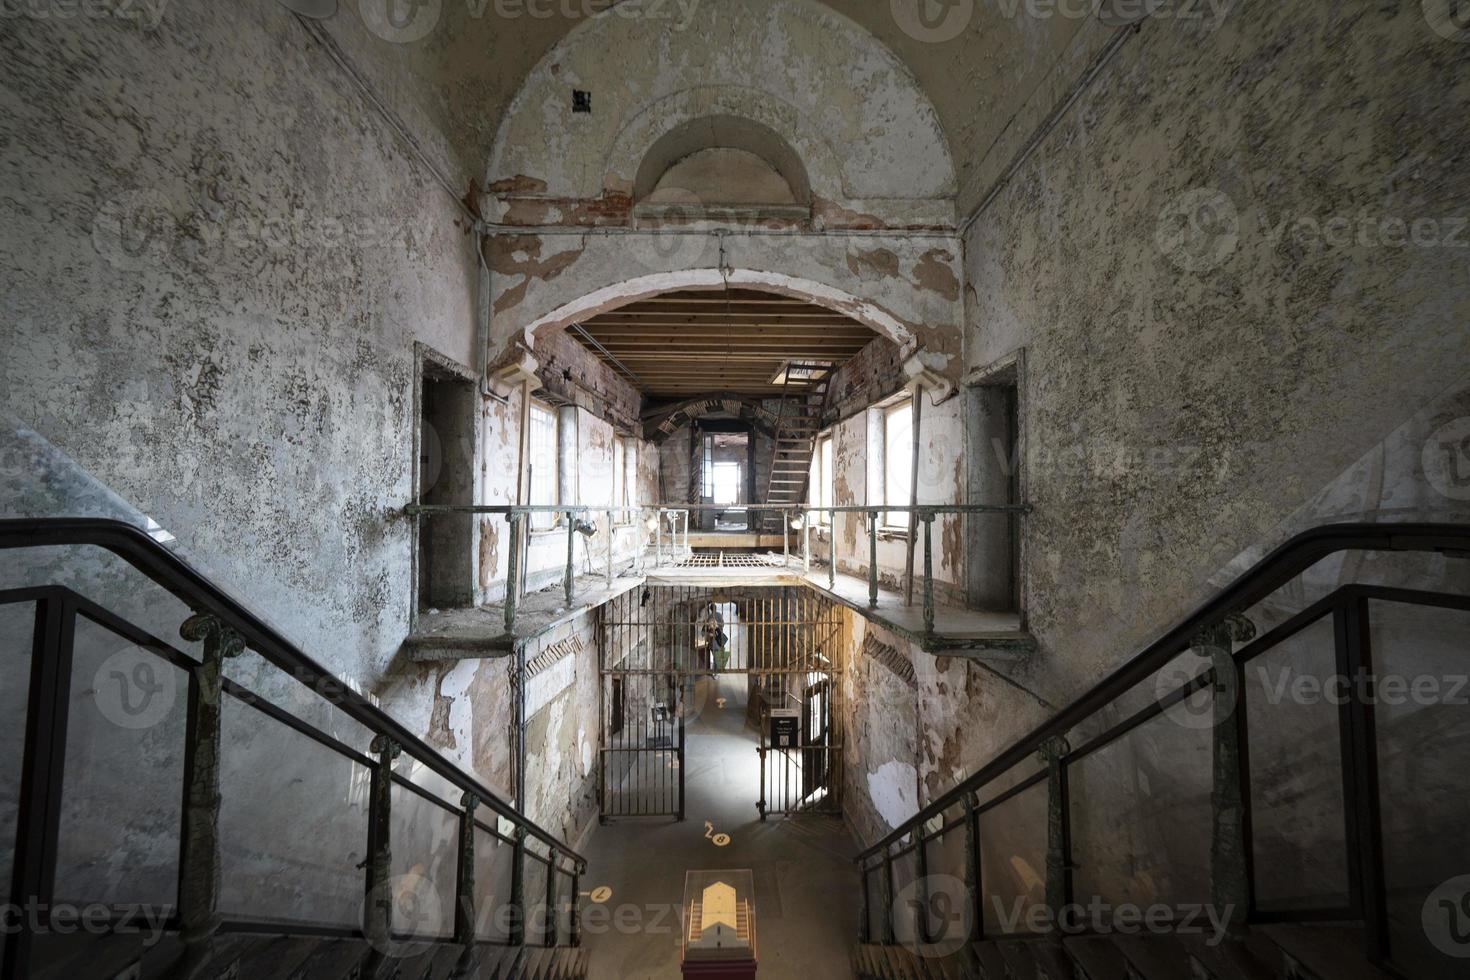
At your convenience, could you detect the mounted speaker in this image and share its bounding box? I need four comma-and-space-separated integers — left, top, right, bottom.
277, 0, 338, 18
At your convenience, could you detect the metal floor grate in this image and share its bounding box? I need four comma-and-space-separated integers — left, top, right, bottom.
669, 552, 790, 569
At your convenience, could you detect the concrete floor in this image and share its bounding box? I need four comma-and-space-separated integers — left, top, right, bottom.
580, 674, 860, 980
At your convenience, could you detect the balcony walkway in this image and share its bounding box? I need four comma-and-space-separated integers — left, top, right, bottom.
405, 551, 1035, 661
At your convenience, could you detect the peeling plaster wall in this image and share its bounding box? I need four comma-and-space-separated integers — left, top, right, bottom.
966, 0, 1470, 702
487, 0, 954, 224
840, 617, 920, 847
522, 617, 601, 847
1, 3, 477, 693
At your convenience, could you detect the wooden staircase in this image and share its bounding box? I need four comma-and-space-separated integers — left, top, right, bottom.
759, 363, 833, 531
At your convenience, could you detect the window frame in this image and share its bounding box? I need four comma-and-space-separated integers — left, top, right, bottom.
527, 399, 560, 532
809, 433, 834, 525
882, 400, 914, 531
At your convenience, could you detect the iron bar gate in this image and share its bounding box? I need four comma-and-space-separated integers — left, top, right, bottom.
596, 584, 847, 821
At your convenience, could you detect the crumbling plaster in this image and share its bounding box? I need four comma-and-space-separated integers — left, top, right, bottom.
966, 0, 1470, 704
486, 0, 955, 220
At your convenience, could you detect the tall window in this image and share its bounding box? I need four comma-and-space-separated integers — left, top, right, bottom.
884, 401, 913, 528
809, 434, 834, 524
528, 401, 558, 530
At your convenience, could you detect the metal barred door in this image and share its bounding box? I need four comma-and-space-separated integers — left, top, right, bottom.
598, 584, 845, 821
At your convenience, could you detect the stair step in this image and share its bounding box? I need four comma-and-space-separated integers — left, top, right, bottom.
1254, 923, 1396, 980
1062, 935, 1131, 980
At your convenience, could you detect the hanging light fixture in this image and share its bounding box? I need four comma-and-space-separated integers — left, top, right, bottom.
277, 0, 338, 18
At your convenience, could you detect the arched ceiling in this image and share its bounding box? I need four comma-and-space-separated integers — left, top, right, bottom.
320, 0, 1104, 217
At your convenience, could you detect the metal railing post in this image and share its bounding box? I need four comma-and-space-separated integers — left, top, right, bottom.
455, 793, 480, 947
1337, 597, 1388, 962
803, 512, 811, 572
656, 511, 664, 568
1200, 616, 1255, 934
1041, 736, 1071, 917
606, 510, 615, 587
859, 863, 872, 944
914, 828, 932, 946
544, 851, 559, 947
964, 792, 982, 942
882, 847, 896, 944
921, 510, 936, 633
364, 735, 401, 964
510, 825, 527, 947
868, 510, 879, 608
565, 513, 576, 604
783, 510, 790, 567
570, 862, 583, 947
172, 612, 246, 977
829, 512, 837, 589
505, 513, 522, 633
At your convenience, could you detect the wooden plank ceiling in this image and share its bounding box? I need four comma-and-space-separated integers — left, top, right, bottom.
567, 288, 878, 397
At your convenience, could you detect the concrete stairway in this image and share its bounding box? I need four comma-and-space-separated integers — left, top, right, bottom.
29, 931, 590, 980
852, 923, 1400, 980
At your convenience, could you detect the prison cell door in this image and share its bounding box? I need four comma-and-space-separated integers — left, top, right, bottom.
598, 587, 686, 820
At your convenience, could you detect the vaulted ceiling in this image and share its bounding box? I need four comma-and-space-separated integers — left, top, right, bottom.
321, 0, 1100, 216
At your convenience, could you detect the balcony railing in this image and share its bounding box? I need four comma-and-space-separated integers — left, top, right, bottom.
404, 502, 1031, 634
849, 522, 1470, 978
0, 519, 588, 978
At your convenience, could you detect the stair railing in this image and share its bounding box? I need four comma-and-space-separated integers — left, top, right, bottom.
0, 518, 589, 978
851, 522, 1470, 976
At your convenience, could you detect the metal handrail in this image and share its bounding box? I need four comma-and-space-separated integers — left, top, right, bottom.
406, 502, 1032, 633
853, 521, 1470, 864
0, 517, 585, 867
